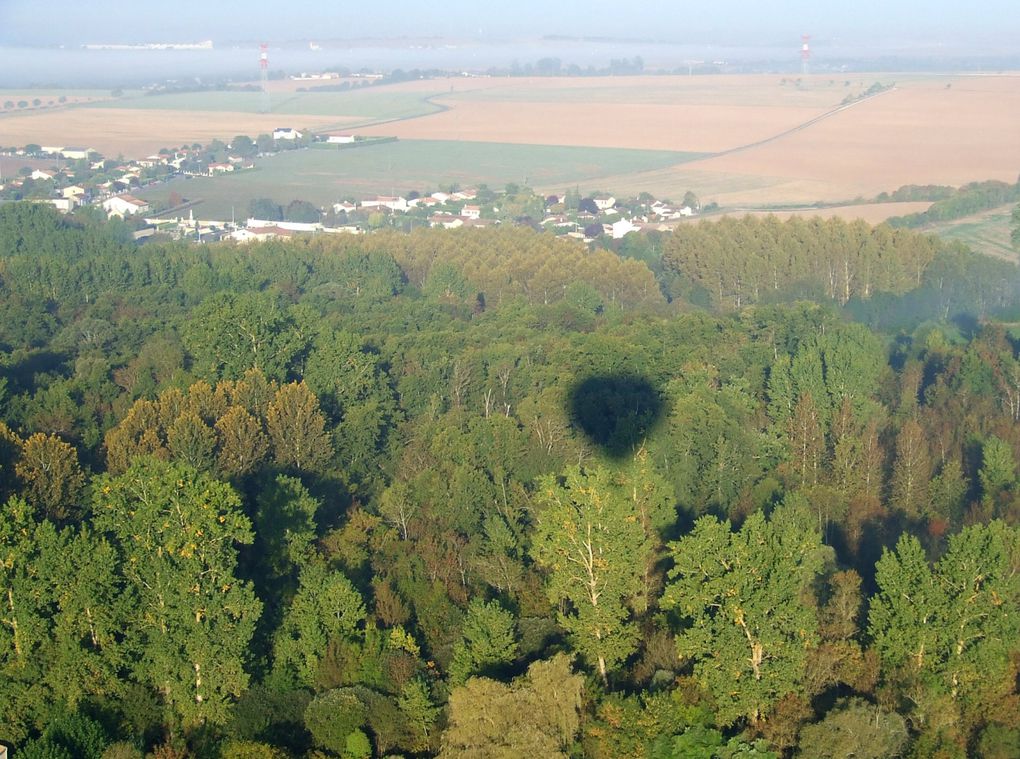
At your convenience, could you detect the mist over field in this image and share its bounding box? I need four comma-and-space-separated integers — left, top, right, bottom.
2, 0, 1019, 86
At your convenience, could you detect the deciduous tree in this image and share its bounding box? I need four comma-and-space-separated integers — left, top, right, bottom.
531, 465, 650, 683
273, 561, 365, 688
92, 458, 261, 727
266, 382, 332, 472
15, 432, 86, 521
662, 502, 831, 725
869, 522, 1020, 734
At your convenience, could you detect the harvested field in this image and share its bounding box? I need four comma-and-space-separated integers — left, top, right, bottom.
356, 75, 849, 153
0, 88, 112, 106
371, 74, 874, 109
697, 77, 1020, 198
94, 89, 443, 121
3, 73, 1017, 209
359, 100, 826, 153
0, 108, 345, 157
363, 73, 1020, 206
710, 201, 934, 225
924, 204, 1018, 261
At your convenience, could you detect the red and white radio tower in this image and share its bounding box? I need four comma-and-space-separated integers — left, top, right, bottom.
801, 34, 811, 76
259, 43, 270, 113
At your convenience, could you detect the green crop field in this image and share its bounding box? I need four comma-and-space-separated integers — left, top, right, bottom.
94, 89, 444, 123
137, 139, 704, 218
926, 205, 1018, 262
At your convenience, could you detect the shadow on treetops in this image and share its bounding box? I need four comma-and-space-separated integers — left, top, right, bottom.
568, 374, 666, 459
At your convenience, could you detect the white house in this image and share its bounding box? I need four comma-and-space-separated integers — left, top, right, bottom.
207, 162, 234, 174
247, 219, 321, 232
461, 205, 481, 220
361, 195, 408, 213
332, 201, 357, 214
429, 213, 464, 229
322, 225, 363, 235
231, 226, 295, 243
593, 194, 617, 211
46, 198, 76, 213
102, 194, 150, 217
273, 128, 303, 141
326, 134, 357, 144
609, 218, 639, 239
542, 214, 577, 230
62, 185, 86, 199
30, 169, 56, 181
59, 147, 94, 160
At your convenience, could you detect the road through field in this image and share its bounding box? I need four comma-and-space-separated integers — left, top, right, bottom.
701, 85, 897, 160
666, 76, 1020, 205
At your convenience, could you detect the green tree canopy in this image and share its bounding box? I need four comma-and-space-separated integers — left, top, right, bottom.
530, 464, 659, 683
868, 522, 1020, 728
662, 502, 832, 726
92, 458, 261, 727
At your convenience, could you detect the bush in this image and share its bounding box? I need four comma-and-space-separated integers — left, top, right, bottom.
219, 739, 288, 759
303, 689, 368, 753
101, 743, 144, 759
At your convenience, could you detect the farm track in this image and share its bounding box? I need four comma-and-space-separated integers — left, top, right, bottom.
294, 90, 452, 135
688, 86, 898, 164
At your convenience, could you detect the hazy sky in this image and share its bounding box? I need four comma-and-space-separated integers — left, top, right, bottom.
2, 0, 1018, 48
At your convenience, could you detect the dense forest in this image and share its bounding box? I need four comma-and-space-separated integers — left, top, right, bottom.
2, 202, 1020, 758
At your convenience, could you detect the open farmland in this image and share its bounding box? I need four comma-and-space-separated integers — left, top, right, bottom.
93, 88, 444, 121
710, 201, 935, 225
923, 204, 1018, 261
675, 76, 1020, 204
0, 108, 345, 157
0, 88, 113, 109
136, 139, 700, 218
359, 74, 1020, 207
3, 73, 1018, 212
0, 87, 444, 156
357, 74, 843, 152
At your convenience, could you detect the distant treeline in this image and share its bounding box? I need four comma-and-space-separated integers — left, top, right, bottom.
637, 213, 1020, 330
882, 178, 1020, 228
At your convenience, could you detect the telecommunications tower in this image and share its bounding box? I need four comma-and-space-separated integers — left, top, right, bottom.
800, 34, 811, 76
259, 43, 270, 113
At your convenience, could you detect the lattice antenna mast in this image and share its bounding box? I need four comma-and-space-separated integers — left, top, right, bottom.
801, 34, 811, 76
259, 43, 270, 113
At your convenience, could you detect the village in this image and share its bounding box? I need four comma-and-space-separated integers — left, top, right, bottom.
0, 129, 702, 245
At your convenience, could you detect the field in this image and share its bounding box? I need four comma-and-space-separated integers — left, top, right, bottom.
356, 75, 845, 152
0, 88, 112, 107
2, 73, 1019, 213
680, 76, 1020, 205
358, 74, 1020, 206
0, 108, 348, 156
711, 201, 934, 225
136, 140, 701, 218
0, 86, 445, 156
923, 204, 1018, 261
93, 88, 444, 121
